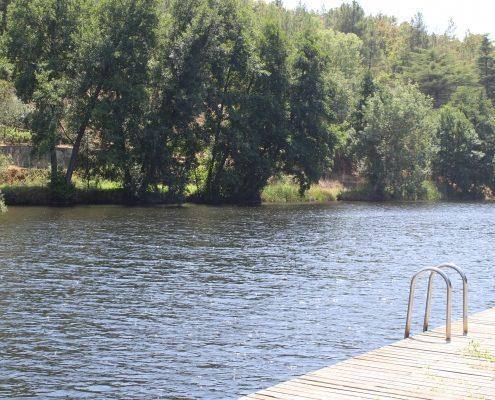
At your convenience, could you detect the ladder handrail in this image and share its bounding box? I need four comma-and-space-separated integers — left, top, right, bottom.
404, 267, 452, 341
423, 263, 468, 335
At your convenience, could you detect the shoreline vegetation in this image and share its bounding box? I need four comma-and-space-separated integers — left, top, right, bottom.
0, 166, 474, 207
3, 1, 495, 211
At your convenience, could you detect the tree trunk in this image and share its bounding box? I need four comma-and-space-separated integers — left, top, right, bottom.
50, 145, 58, 185
65, 83, 103, 185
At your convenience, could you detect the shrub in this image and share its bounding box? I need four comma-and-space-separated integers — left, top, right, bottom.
261, 177, 340, 203
420, 181, 441, 201
0, 126, 32, 144
49, 173, 75, 205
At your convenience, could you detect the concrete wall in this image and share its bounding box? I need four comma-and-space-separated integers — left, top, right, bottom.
0, 145, 72, 169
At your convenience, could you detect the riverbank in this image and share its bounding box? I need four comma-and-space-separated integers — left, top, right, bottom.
0, 167, 352, 206
1, 181, 344, 207
0, 167, 475, 207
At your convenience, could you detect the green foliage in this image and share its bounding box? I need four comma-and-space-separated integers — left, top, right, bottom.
361, 82, 436, 200
405, 48, 475, 107
0, 126, 31, 143
80, 0, 158, 201
325, 1, 365, 37
353, 71, 375, 134
477, 35, 495, 103
420, 180, 441, 201
49, 172, 75, 205
2, 0, 495, 205
144, 0, 218, 202
449, 86, 495, 191
434, 106, 486, 198
261, 177, 339, 203
408, 12, 429, 50
285, 27, 336, 195
0, 79, 29, 127
198, 0, 295, 204
5, 0, 82, 185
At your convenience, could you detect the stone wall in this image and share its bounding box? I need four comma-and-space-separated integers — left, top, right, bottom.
0, 145, 72, 169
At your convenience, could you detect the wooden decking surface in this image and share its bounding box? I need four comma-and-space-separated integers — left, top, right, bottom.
240, 307, 495, 400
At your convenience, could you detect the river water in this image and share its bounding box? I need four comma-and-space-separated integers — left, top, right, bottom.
1, 203, 495, 399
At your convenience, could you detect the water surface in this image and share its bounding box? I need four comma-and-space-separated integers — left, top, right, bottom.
1, 203, 495, 399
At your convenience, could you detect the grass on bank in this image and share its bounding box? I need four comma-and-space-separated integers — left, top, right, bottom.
261, 179, 342, 203
0, 167, 127, 205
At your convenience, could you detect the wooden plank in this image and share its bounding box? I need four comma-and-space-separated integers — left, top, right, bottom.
239, 307, 495, 399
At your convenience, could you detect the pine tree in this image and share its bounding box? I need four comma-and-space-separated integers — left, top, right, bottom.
409, 12, 429, 50
0, 0, 9, 34
477, 35, 495, 103
353, 71, 375, 134
325, 1, 365, 37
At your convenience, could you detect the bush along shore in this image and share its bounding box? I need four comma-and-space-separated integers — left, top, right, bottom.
2, 1, 495, 206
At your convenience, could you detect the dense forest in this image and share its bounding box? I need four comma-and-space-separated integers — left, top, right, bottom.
1, 0, 495, 207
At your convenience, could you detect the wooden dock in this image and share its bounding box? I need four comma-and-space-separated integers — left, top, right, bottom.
240, 307, 495, 399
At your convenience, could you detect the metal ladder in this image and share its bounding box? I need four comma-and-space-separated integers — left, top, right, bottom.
404, 263, 468, 341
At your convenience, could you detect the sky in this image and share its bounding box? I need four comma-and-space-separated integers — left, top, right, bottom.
282, 0, 495, 39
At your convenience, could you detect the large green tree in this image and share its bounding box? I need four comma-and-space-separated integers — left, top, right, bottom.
0, 0, 10, 34
477, 35, 495, 103
449, 86, 495, 191
141, 0, 215, 201
285, 27, 336, 194
361, 82, 435, 199
405, 48, 475, 108
5, 0, 82, 185
434, 106, 485, 197
209, 13, 290, 203
66, 0, 158, 193
325, 1, 365, 37
199, 0, 258, 203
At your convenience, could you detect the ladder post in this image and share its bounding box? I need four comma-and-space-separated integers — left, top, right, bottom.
404, 267, 453, 341
423, 263, 468, 335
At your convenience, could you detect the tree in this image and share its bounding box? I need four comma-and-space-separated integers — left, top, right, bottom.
477, 35, 495, 103
0, 78, 28, 129
353, 70, 375, 133
361, 82, 435, 199
434, 106, 485, 197
140, 0, 215, 201
76, 0, 158, 200
405, 48, 475, 107
320, 28, 363, 123
0, 0, 10, 34
285, 27, 336, 194
198, 0, 258, 203
449, 86, 495, 191
5, 0, 82, 185
408, 12, 429, 50
219, 13, 290, 203
325, 1, 365, 37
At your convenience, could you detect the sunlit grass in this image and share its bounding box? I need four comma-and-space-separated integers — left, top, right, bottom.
261, 179, 342, 203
